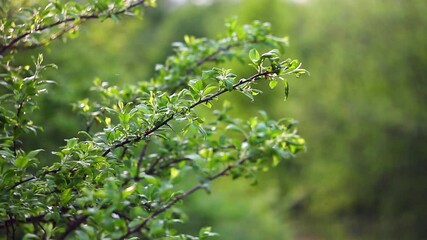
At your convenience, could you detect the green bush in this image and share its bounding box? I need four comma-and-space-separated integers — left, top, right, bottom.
0, 1, 307, 239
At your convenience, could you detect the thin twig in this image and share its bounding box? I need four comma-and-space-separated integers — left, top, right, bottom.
157, 157, 192, 171
196, 46, 232, 67
134, 139, 150, 181
12, 102, 24, 156
6, 176, 35, 191
13, 24, 78, 51
6, 168, 60, 191
136, 140, 150, 173
145, 157, 162, 175
120, 146, 129, 160
102, 136, 142, 157
145, 156, 192, 175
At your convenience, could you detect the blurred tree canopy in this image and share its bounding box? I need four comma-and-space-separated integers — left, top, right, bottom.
5, 0, 427, 239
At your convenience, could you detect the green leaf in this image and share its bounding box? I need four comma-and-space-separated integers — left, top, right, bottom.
202, 70, 217, 80
27, 149, 44, 158
185, 153, 204, 162
249, 48, 260, 64
269, 79, 278, 89
140, 173, 161, 186
203, 102, 212, 108
203, 85, 217, 95
15, 156, 29, 168
189, 79, 204, 93
61, 188, 73, 203
170, 168, 180, 179
290, 59, 300, 68
81, 225, 96, 238
75, 230, 90, 240
196, 124, 207, 139
199, 226, 219, 239
226, 124, 247, 138
44, 212, 61, 223
239, 89, 255, 101
122, 183, 137, 199
283, 80, 289, 101
0, 93, 13, 100
23, 234, 41, 240
184, 35, 194, 45
111, 14, 120, 23
261, 49, 280, 60
223, 79, 234, 91
272, 155, 280, 167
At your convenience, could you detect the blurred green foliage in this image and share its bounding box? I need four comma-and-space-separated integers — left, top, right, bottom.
12, 0, 427, 239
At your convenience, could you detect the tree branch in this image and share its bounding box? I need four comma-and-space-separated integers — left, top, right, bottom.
145, 157, 162, 175
102, 71, 270, 157
137, 141, 149, 165
12, 24, 78, 51
134, 139, 150, 180
57, 215, 89, 240
0, 0, 147, 55
196, 46, 232, 67
0, 213, 48, 229
157, 157, 192, 171
6, 168, 60, 191
119, 156, 250, 239
6, 71, 268, 194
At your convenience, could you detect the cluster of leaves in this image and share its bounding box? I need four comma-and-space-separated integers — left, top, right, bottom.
0, 0, 156, 54
0, 0, 307, 239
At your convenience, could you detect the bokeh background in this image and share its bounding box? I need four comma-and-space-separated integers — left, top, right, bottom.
17, 0, 427, 239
